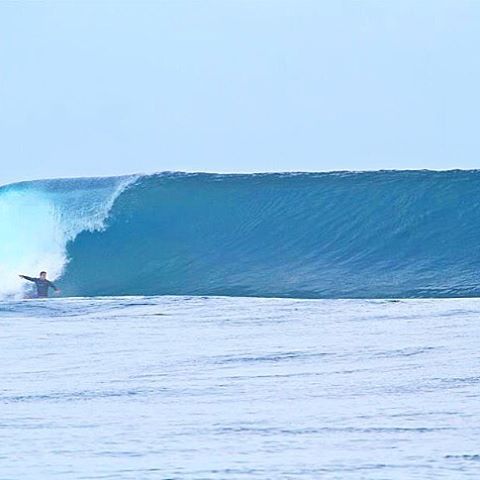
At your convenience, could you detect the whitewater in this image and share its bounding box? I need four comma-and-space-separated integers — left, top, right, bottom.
1, 171, 479, 478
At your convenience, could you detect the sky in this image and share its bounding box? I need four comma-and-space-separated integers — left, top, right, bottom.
1, 0, 479, 184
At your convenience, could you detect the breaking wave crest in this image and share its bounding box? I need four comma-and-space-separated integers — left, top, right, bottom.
0, 176, 136, 298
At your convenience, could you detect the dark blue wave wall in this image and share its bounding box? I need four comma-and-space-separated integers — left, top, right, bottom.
61, 171, 480, 298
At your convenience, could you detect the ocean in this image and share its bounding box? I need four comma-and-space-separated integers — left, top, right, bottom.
1, 296, 479, 479
1, 171, 479, 478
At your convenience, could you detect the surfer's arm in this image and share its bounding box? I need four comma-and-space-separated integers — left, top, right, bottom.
49, 281, 60, 293
19, 275, 36, 282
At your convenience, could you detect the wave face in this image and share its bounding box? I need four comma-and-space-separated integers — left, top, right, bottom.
2, 171, 480, 299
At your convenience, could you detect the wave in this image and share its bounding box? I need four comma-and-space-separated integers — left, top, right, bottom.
1, 170, 480, 299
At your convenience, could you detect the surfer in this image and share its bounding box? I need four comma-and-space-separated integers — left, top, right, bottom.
18, 272, 60, 298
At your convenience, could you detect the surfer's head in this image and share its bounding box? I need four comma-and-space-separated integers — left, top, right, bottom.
39, 271, 47, 279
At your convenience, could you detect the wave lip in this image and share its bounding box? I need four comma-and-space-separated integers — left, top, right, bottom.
3, 170, 480, 299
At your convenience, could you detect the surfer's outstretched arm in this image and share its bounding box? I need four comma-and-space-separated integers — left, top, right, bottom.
19, 275, 36, 282
49, 281, 61, 294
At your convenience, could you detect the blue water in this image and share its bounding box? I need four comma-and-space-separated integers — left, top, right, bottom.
1, 172, 479, 477
1, 296, 479, 479
2, 170, 480, 299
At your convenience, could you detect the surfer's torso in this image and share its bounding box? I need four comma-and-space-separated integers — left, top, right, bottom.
22, 276, 57, 298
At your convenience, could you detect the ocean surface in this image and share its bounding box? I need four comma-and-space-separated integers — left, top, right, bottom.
1, 171, 479, 478
2, 170, 480, 299
1, 295, 479, 479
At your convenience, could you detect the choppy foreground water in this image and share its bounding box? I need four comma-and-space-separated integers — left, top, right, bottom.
1, 296, 479, 479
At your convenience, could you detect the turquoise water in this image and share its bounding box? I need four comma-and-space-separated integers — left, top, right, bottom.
2, 171, 480, 299
1, 296, 478, 479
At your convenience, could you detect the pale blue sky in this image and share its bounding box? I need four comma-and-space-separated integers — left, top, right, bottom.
1, 0, 479, 184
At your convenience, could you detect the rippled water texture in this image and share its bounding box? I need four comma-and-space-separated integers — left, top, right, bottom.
1, 296, 478, 479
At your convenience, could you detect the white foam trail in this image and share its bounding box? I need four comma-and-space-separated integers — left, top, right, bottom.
0, 176, 137, 299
